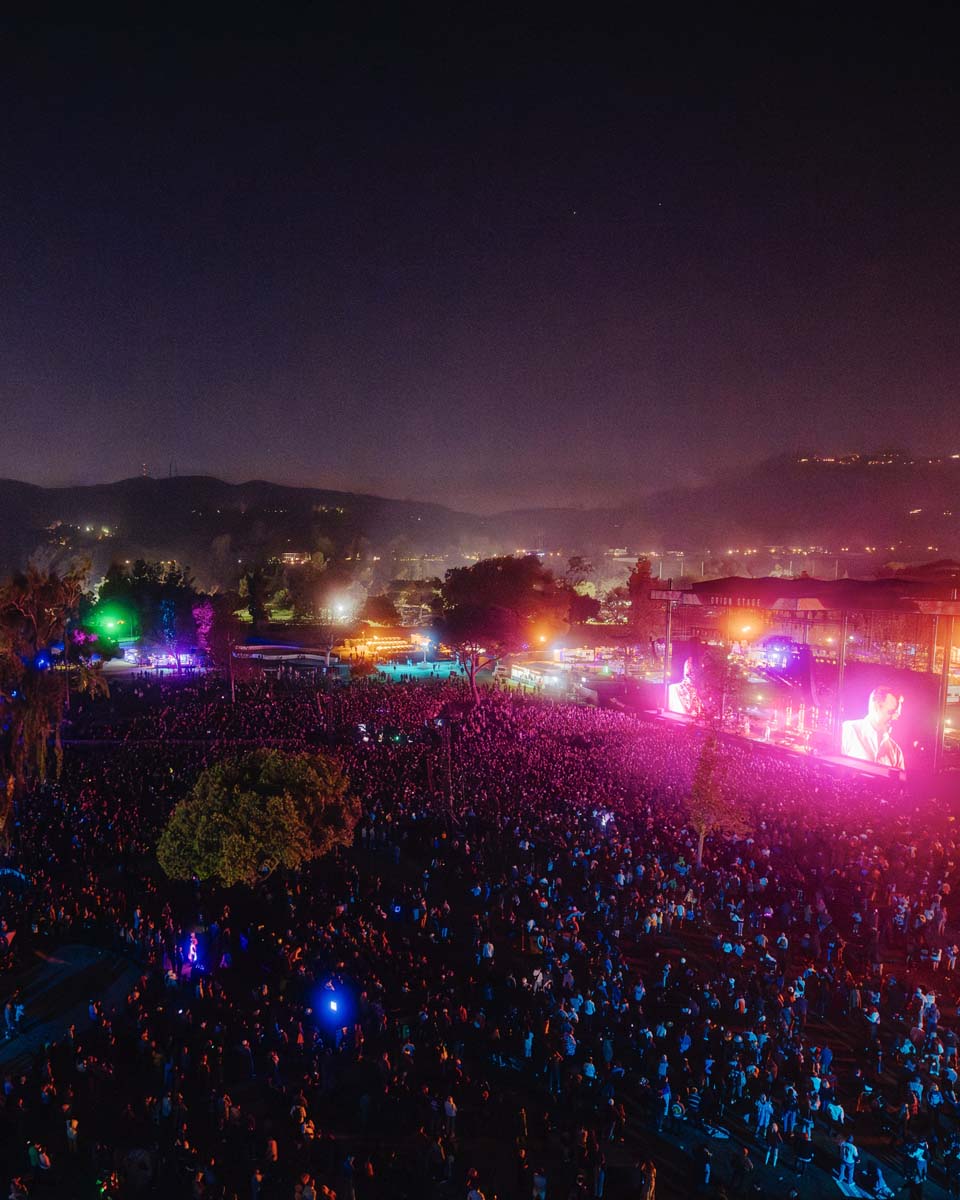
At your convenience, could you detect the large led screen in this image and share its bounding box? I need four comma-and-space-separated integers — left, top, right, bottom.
666, 639, 704, 717
838, 662, 940, 773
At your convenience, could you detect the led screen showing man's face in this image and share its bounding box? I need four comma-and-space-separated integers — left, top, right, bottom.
667, 656, 702, 716
841, 685, 906, 770
838, 662, 941, 774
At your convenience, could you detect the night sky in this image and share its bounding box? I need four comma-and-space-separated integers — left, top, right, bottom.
2, 14, 958, 512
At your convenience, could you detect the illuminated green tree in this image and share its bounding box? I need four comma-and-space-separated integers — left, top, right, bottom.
157, 749, 358, 888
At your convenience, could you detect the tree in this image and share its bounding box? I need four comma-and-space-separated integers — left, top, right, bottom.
128, 559, 163, 641
0, 563, 98, 833
214, 593, 245, 655
436, 555, 568, 699
565, 556, 594, 586
310, 623, 340, 669
192, 598, 215, 658
159, 578, 197, 671
242, 566, 272, 629
390, 577, 442, 624
286, 560, 327, 621
686, 733, 748, 867
435, 604, 524, 701
441, 555, 567, 621
601, 585, 632, 624
360, 594, 400, 624
70, 656, 110, 702
627, 557, 662, 650
568, 591, 601, 624
98, 560, 132, 603
93, 559, 198, 647
156, 749, 359, 888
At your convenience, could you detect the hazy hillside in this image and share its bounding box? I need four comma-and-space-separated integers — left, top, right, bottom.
493, 455, 960, 553
1, 455, 958, 580
0, 476, 489, 584
631, 455, 960, 550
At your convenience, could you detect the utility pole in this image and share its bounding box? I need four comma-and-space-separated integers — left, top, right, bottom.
918, 594, 959, 774
834, 611, 849, 746
936, 614, 955, 773
661, 584, 676, 711
652, 583, 699, 712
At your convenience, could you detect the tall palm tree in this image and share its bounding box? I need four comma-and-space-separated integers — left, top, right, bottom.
0, 562, 106, 840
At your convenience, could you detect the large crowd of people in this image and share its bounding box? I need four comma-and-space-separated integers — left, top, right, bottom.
1, 672, 959, 1198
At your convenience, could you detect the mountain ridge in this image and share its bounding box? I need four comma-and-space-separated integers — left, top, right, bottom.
1, 455, 958, 581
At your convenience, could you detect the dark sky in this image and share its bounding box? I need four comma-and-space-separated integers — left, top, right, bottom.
2, 12, 958, 512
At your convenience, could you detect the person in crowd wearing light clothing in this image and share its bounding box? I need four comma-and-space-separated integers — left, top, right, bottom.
826, 1097, 846, 1137
908, 1139, 929, 1183
838, 1134, 859, 1185
755, 1093, 774, 1138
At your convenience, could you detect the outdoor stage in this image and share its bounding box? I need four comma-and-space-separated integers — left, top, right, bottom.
654, 709, 909, 786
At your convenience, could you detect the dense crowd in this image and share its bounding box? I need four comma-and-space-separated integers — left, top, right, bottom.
1, 674, 959, 1199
